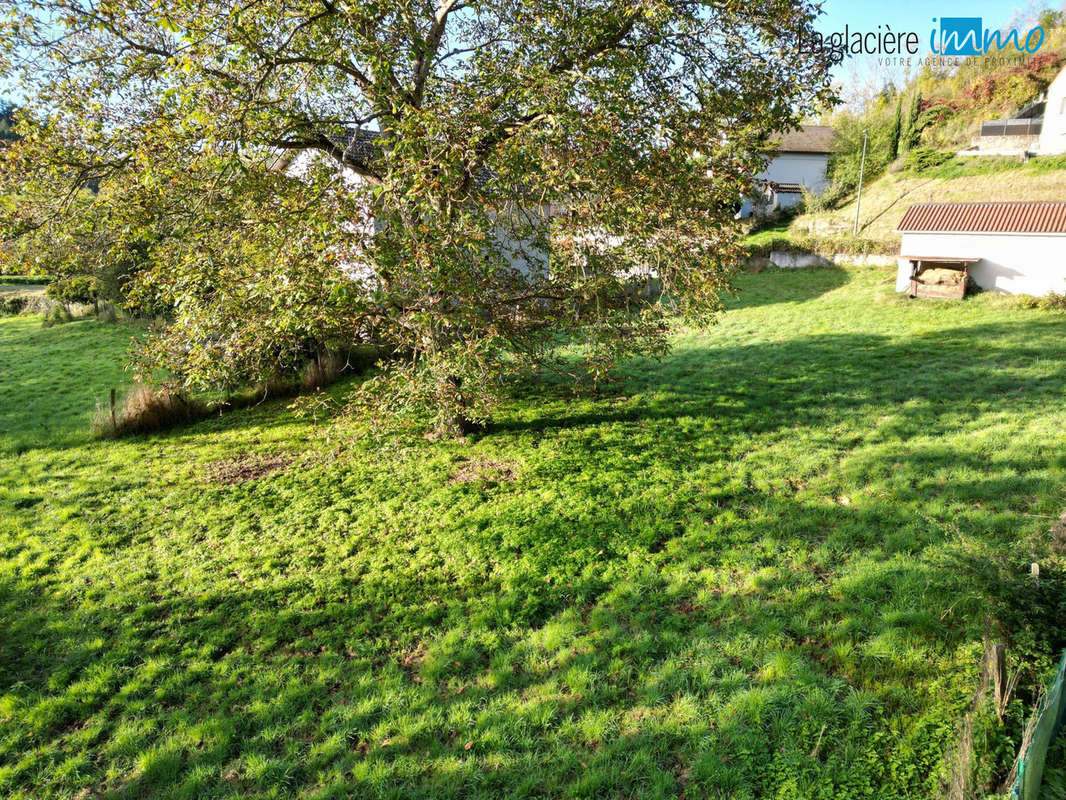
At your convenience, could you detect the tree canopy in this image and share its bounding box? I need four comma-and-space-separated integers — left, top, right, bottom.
1, 0, 836, 433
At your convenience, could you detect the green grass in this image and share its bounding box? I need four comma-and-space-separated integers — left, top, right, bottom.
1044, 726, 1066, 800
904, 154, 1066, 181
742, 218, 793, 250
0, 316, 135, 453
3, 267, 1066, 799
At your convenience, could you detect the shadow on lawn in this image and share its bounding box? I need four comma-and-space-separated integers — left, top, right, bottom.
721, 264, 852, 310
494, 316, 1066, 441
3, 502, 1064, 799
4, 316, 1066, 798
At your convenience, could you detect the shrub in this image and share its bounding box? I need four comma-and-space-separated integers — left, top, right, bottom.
916, 103, 955, 131
902, 147, 954, 173
745, 234, 896, 258
93, 385, 208, 438
0, 275, 51, 286
47, 275, 99, 305
1012, 292, 1066, 311
41, 304, 74, 327
0, 295, 28, 315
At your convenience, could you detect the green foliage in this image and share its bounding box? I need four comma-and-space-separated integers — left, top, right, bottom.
743, 231, 895, 257
915, 104, 955, 131
3, 269, 1066, 798
901, 91, 923, 154
1043, 726, 1066, 800
902, 147, 955, 173
0, 101, 16, 141
819, 105, 900, 209
1014, 291, 1066, 311
46, 275, 99, 305
0, 274, 50, 286
0, 294, 28, 315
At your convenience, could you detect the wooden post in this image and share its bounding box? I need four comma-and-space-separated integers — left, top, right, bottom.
110, 388, 117, 431
992, 643, 1008, 718
1031, 562, 1040, 586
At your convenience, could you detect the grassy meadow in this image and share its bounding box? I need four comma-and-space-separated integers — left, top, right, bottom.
2, 266, 1066, 798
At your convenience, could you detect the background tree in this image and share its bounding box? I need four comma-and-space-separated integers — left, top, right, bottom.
901, 91, 924, 154
889, 95, 903, 161
1, 0, 836, 434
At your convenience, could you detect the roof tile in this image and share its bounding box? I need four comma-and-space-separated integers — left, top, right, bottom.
898, 201, 1066, 234
773, 125, 836, 154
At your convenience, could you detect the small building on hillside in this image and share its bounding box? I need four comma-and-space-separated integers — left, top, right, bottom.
961, 64, 1066, 157
738, 125, 836, 218
896, 201, 1066, 297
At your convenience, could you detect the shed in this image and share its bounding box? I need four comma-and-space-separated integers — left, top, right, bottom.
895, 202, 1066, 297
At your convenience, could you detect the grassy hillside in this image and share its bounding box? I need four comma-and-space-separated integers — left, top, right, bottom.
787, 155, 1066, 246
3, 269, 1066, 798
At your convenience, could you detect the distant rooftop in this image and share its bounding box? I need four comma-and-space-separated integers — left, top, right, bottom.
772, 125, 836, 154
898, 201, 1066, 234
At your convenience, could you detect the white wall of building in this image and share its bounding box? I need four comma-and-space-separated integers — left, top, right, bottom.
758, 153, 830, 194
286, 149, 549, 279
896, 231, 1066, 295
1039, 67, 1066, 155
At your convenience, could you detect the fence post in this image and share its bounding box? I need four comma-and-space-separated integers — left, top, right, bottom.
992, 644, 1008, 718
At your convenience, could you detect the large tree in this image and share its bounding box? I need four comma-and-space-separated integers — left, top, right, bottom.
1, 0, 835, 433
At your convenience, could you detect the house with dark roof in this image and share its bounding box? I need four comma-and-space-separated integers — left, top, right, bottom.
896, 201, 1066, 297
738, 125, 836, 218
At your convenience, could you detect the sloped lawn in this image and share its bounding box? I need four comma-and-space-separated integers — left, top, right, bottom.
2, 267, 1065, 799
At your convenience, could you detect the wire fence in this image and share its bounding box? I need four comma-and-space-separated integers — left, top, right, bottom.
1012, 649, 1066, 800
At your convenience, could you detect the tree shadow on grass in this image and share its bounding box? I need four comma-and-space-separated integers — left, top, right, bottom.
2, 491, 1064, 799
492, 317, 1066, 444
721, 265, 853, 310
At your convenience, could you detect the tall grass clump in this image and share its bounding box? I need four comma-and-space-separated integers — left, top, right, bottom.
93, 385, 208, 438
41, 304, 74, 327
300, 352, 346, 391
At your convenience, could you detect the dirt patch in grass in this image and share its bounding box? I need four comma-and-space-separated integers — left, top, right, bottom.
399, 643, 427, 683
206, 453, 294, 485
449, 457, 518, 485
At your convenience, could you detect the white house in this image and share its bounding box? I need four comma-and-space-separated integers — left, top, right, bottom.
896, 201, 1066, 297
738, 125, 836, 218
1039, 65, 1066, 155
281, 130, 550, 280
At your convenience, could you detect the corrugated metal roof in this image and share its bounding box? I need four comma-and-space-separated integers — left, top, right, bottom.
898, 201, 1066, 234
772, 125, 836, 154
